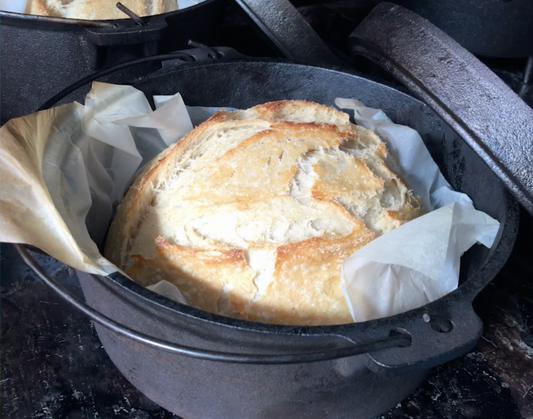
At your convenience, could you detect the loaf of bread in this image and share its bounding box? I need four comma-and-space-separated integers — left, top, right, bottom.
105, 100, 424, 325
24, 0, 177, 20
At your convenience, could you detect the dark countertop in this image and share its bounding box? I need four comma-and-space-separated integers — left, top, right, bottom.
1, 209, 532, 419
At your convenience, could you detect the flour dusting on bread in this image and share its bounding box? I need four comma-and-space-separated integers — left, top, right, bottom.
104, 100, 423, 325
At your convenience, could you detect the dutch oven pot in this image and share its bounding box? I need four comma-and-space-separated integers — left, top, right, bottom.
0, 0, 225, 123
17, 2, 533, 418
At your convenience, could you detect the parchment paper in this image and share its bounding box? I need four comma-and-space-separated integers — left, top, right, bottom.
0, 83, 499, 323
336, 98, 499, 321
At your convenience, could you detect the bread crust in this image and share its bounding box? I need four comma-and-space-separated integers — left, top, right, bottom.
105, 100, 424, 325
24, 0, 176, 19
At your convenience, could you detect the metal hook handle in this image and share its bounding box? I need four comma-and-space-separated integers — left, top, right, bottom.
16, 245, 411, 364
188, 40, 221, 59
37, 51, 205, 112
116, 2, 145, 25
233, 0, 349, 70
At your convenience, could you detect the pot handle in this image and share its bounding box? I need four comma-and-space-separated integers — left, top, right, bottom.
37, 47, 237, 112
349, 2, 533, 215
83, 16, 168, 47
233, 0, 349, 70
16, 244, 411, 364
362, 292, 484, 375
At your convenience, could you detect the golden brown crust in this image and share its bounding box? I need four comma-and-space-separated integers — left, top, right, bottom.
126, 237, 255, 314
251, 227, 378, 325
105, 100, 424, 325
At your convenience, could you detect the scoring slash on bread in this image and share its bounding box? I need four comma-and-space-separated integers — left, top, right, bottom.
25, 0, 177, 20
104, 100, 424, 326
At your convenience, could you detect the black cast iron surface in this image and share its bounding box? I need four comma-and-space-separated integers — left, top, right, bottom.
1, 209, 532, 419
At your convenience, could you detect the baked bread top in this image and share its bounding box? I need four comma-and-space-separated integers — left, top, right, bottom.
25, 0, 177, 20
104, 100, 423, 325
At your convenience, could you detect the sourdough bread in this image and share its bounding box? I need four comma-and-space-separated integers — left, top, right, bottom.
104, 100, 424, 325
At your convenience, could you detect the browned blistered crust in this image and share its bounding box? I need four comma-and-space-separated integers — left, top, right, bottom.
105, 100, 424, 325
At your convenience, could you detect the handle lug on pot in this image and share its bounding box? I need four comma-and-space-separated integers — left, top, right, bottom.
83, 16, 168, 46
361, 290, 483, 375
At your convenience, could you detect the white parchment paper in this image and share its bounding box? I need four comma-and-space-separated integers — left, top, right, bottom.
0, 83, 500, 322
336, 98, 499, 322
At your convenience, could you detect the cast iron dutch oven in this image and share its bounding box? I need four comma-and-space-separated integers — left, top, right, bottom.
17, 1, 533, 418
0, 0, 225, 123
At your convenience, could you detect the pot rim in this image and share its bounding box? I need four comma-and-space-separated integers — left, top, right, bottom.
0, 0, 219, 28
